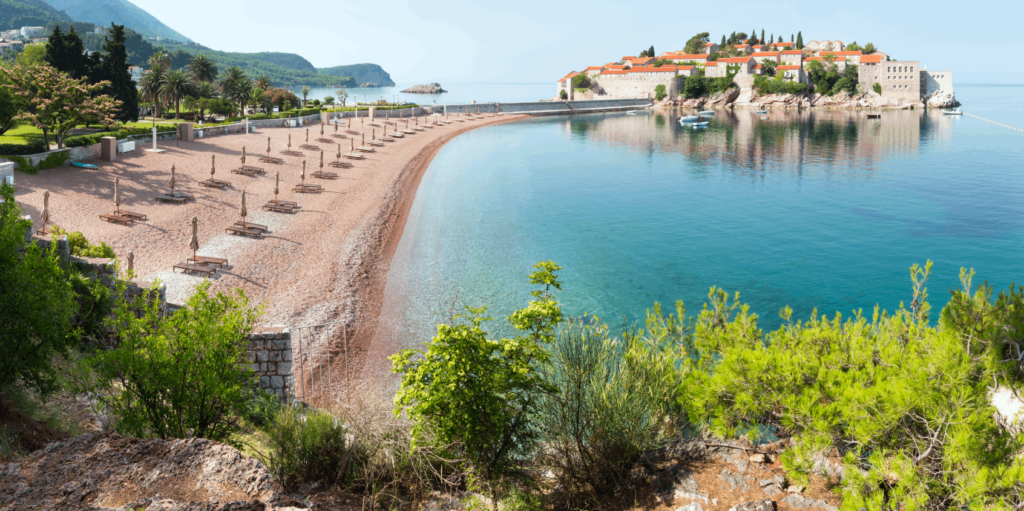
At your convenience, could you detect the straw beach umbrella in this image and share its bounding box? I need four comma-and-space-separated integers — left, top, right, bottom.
320, 123, 325, 137
241, 146, 247, 166
288, 133, 292, 150
273, 171, 280, 203
39, 190, 50, 233
210, 154, 217, 181
126, 250, 134, 278
350, 139, 354, 152
267, 137, 272, 158
167, 165, 176, 196
362, 133, 365, 146
319, 150, 324, 171
305, 128, 309, 143
189, 216, 199, 262
114, 178, 121, 214
372, 128, 376, 141
300, 160, 307, 187
239, 190, 248, 229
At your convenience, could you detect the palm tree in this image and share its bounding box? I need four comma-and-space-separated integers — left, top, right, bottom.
219, 66, 249, 112
254, 74, 271, 90
192, 81, 218, 121
248, 88, 270, 114
301, 85, 311, 108
161, 69, 195, 119
148, 51, 170, 71
187, 54, 218, 84
139, 66, 166, 119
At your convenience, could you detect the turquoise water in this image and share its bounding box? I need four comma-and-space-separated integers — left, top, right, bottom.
374, 85, 1024, 349
297, 83, 553, 106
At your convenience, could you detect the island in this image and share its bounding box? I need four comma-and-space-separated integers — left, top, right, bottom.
402, 83, 447, 94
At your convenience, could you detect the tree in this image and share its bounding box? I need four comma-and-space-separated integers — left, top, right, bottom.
761, 29, 765, 45
93, 24, 139, 123
267, 87, 299, 110
761, 59, 778, 77
571, 73, 591, 89
769, 33, 773, 46
790, 34, 794, 44
559, 89, 567, 100
392, 261, 563, 505
720, 34, 726, 47
300, 85, 310, 107
148, 51, 170, 71
335, 86, 348, 107
139, 65, 165, 119
161, 69, 194, 119
44, 25, 88, 79
17, 44, 47, 67
218, 66, 250, 112
323, 95, 335, 105
846, 41, 862, 52
684, 32, 711, 55
778, 35, 783, 43
654, 83, 667, 101
92, 280, 263, 442
796, 31, 803, 49
863, 42, 877, 54
872, 82, 882, 94
648, 45, 655, 58
254, 74, 271, 90
0, 183, 79, 397
187, 54, 218, 84
1, 62, 120, 148
0, 71, 22, 136
751, 28, 758, 44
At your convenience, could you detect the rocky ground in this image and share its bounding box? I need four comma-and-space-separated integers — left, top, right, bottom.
662, 88, 958, 111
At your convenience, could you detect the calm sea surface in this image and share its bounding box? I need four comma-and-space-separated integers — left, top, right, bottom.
373, 84, 1024, 349
295, 83, 553, 106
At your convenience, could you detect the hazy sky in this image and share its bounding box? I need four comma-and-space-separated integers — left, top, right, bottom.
131, 0, 1019, 84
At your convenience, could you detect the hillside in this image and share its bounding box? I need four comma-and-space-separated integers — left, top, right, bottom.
0, 0, 71, 31
155, 40, 357, 87
41, 0, 190, 42
318, 63, 395, 86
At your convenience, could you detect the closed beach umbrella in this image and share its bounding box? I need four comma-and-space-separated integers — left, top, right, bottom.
127, 250, 134, 277
168, 165, 176, 196
189, 216, 199, 261
274, 171, 280, 202
211, 154, 216, 180
267, 137, 272, 157
334, 121, 338, 134
336, 143, 341, 161
319, 150, 324, 169
350, 139, 354, 152
114, 178, 121, 214
241, 146, 247, 166
300, 160, 306, 186
40, 190, 50, 231
240, 190, 248, 229
288, 133, 292, 149
362, 133, 365, 146
320, 123, 325, 137
305, 128, 309, 143
372, 128, 376, 141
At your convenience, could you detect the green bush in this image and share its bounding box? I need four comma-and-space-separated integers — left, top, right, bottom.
873, 82, 882, 94
559, 89, 568, 100
0, 140, 48, 156
536, 316, 678, 505
259, 407, 363, 491
754, 75, 808, 95
50, 226, 116, 259
654, 84, 667, 101
92, 280, 263, 442
6, 151, 71, 175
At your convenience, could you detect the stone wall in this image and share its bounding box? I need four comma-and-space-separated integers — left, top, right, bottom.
247, 329, 293, 398
6, 144, 101, 172
593, 74, 678, 100
921, 69, 954, 97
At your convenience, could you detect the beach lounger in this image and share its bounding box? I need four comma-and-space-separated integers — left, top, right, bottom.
356, 146, 375, 153
343, 153, 365, 160
233, 221, 268, 233
381, 137, 396, 142
368, 141, 385, 147
423, 124, 434, 129
267, 199, 298, 207
300, 144, 320, 151
173, 262, 216, 276
312, 170, 339, 179
292, 184, 322, 194
391, 132, 405, 138
401, 130, 417, 135
199, 179, 231, 189
155, 195, 188, 204
328, 160, 352, 169
442, 120, 453, 124
280, 150, 304, 157
413, 127, 425, 131
330, 133, 348, 139
231, 168, 259, 177
99, 213, 134, 225
187, 255, 228, 267
118, 209, 147, 221
226, 225, 263, 238
259, 156, 284, 164
263, 202, 296, 213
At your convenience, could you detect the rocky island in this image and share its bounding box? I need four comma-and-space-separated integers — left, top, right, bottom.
401, 82, 447, 94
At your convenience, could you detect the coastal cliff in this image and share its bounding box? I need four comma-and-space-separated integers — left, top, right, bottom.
668, 88, 958, 110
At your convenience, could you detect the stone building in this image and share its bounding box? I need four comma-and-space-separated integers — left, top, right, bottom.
818, 50, 862, 64
718, 56, 756, 74
803, 56, 848, 73
557, 72, 579, 97
596, 66, 679, 99
704, 42, 720, 54
780, 50, 804, 66
777, 65, 809, 85
752, 51, 781, 66
733, 44, 751, 54
585, 66, 604, 78
921, 68, 954, 96
806, 40, 846, 52
769, 42, 795, 50
663, 54, 710, 66
857, 60, 921, 103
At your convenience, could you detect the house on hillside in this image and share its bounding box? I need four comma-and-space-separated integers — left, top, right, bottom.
596, 66, 680, 99
129, 66, 145, 84
718, 56, 756, 75
630, 57, 654, 67
585, 66, 605, 78
780, 50, 804, 66
733, 44, 752, 54
803, 56, 848, 73
556, 72, 580, 98
778, 65, 808, 85
704, 42, 719, 54
676, 65, 697, 77
751, 44, 764, 52
819, 50, 863, 64
769, 42, 794, 50
806, 40, 846, 52
752, 51, 781, 66
19, 26, 44, 39
663, 54, 710, 66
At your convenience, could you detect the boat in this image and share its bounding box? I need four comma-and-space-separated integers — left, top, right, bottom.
71, 162, 98, 169
699, 110, 715, 116
626, 110, 638, 115
755, 109, 768, 114
679, 115, 700, 124
942, 109, 963, 116
691, 122, 709, 128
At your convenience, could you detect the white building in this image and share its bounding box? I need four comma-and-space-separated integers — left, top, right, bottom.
20, 26, 44, 39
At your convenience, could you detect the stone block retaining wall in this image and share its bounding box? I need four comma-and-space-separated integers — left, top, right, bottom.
247, 329, 293, 398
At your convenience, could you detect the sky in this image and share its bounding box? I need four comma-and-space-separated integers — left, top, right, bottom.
129, 0, 1020, 85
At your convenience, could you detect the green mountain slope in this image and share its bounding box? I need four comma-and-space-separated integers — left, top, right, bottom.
318, 63, 395, 86
155, 41, 356, 87
0, 0, 71, 31
41, 0, 189, 42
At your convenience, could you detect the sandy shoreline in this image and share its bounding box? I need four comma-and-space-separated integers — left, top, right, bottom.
12, 113, 526, 394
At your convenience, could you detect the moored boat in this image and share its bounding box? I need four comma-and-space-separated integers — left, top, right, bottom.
692, 121, 709, 128
755, 109, 768, 114
679, 115, 700, 124
699, 110, 715, 116
942, 109, 963, 116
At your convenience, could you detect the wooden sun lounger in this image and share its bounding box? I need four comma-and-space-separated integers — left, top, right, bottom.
187, 255, 228, 267
234, 221, 268, 232
199, 179, 231, 189
423, 124, 435, 128
258, 156, 284, 164
330, 133, 348, 139
117, 209, 147, 221
356, 146, 375, 153
231, 168, 259, 177
312, 170, 339, 179
100, 213, 134, 225
328, 160, 352, 168
381, 137, 396, 142
226, 225, 263, 238
267, 198, 298, 207
391, 132, 405, 138
369, 122, 381, 127
442, 120, 453, 124
155, 195, 188, 204
293, 184, 322, 194
299, 144, 320, 151
280, 150, 304, 157
173, 262, 216, 275
413, 127, 425, 131
263, 202, 296, 213
343, 153, 365, 160
401, 130, 417, 135
316, 138, 334, 144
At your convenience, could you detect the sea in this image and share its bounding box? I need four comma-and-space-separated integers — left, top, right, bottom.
294, 83, 554, 106
371, 84, 1024, 350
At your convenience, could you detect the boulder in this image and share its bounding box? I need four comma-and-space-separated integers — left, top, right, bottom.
359, 82, 381, 88
401, 83, 447, 94
781, 494, 837, 511
720, 469, 753, 492
924, 90, 960, 109
728, 500, 775, 511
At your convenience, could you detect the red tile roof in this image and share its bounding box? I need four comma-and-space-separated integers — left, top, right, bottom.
677, 65, 695, 70
705, 61, 719, 66
622, 56, 636, 60
585, 66, 603, 70
629, 66, 677, 73
778, 65, 801, 70
820, 51, 863, 57
720, 57, 753, 64
770, 42, 794, 47
704, 42, 716, 46
781, 50, 803, 55
859, 55, 883, 63
665, 54, 708, 60
752, 52, 780, 57
601, 70, 628, 75
752, 45, 764, 48
632, 57, 654, 65
605, 65, 627, 70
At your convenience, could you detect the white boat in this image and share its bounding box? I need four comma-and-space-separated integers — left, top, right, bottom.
942, 109, 963, 116
692, 121, 709, 128
679, 115, 700, 124
699, 110, 715, 116
626, 110, 638, 115
755, 109, 768, 114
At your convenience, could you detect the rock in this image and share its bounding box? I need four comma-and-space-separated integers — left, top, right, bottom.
749, 453, 766, 464
786, 485, 805, 493
720, 469, 753, 492
762, 484, 782, 496
728, 500, 775, 511
810, 452, 845, 480
924, 90, 960, 108
0, 432, 295, 510
359, 82, 381, 88
401, 83, 447, 94
781, 494, 837, 510
676, 504, 703, 511
721, 452, 749, 473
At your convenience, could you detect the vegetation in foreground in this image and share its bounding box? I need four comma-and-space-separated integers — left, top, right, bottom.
1, 179, 1023, 510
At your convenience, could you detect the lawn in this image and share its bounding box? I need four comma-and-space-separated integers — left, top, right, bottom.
0, 123, 47, 146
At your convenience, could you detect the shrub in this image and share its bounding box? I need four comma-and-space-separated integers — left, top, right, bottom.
654, 84, 667, 101
753, 75, 807, 95
559, 89, 568, 100
536, 315, 679, 505
0, 140, 47, 156
571, 73, 592, 89
92, 280, 263, 442
6, 151, 70, 175
50, 226, 116, 258
392, 261, 564, 503
873, 82, 882, 94
0, 183, 78, 396
260, 407, 363, 491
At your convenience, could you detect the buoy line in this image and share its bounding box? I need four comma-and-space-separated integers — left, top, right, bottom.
965, 113, 1024, 133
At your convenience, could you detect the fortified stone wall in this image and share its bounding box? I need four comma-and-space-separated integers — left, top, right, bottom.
246, 329, 293, 398
921, 70, 954, 96
594, 75, 678, 100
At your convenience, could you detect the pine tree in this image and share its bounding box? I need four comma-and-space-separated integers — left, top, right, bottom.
796, 31, 803, 49
720, 34, 726, 47
95, 24, 139, 124
751, 28, 757, 44
778, 35, 784, 43
649, 45, 655, 58
44, 26, 88, 80
761, 29, 765, 45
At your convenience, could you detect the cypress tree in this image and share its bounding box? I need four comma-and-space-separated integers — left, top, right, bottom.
45, 25, 89, 79
761, 29, 765, 45
796, 32, 803, 49
769, 34, 774, 46
44, 25, 68, 71
751, 28, 757, 44
649, 45, 655, 58
96, 24, 139, 124
720, 34, 726, 47
778, 35, 784, 43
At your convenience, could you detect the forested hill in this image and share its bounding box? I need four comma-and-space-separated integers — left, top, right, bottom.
318, 63, 395, 86
41, 0, 190, 42
154, 41, 357, 87
0, 0, 72, 31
